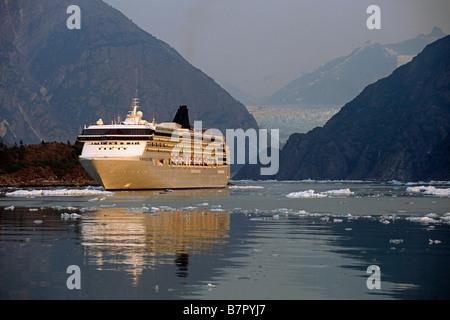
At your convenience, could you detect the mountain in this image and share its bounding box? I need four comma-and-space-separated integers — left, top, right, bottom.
265, 27, 447, 106
0, 0, 257, 145
234, 35, 450, 181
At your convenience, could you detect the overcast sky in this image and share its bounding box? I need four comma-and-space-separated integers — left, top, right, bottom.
104, 0, 450, 99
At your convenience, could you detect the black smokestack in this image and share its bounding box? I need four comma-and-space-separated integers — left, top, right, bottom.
172, 105, 191, 129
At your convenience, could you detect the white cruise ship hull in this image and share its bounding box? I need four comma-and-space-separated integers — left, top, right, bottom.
77, 100, 230, 190
80, 157, 230, 190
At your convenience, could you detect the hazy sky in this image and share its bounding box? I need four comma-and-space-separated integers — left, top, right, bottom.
104, 0, 450, 99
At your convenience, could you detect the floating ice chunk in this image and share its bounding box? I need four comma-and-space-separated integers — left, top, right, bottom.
158, 205, 175, 211
286, 190, 326, 198
286, 188, 354, 198
406, 186, 434, 193
5, 188, 113, 197
406, 216, 438, 224
4, 205, 15, 211
182, 206, 198, 211
423, 188, 450, 197
294, 210, 308, 216
229, 185, 264, 189
33, 220, 43, 224
61, 212, 81, 219
440, 213, 450, 223
429, 239, 442, 245
406, 186, 450, 196
389, 239, 404, 244
323, 188, 354, 196
197, 202, 209, 206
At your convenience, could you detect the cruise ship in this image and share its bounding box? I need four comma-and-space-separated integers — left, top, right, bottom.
77, 98, 230, 190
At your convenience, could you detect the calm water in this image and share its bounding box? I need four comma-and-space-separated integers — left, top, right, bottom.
0, 180, 449, 300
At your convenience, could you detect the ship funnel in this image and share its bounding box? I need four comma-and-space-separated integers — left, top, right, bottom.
172, 105, 191, 129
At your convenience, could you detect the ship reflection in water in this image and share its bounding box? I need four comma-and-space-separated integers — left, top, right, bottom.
81, 206, 230, 285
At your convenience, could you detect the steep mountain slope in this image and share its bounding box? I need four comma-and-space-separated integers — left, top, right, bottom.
235, 35, 450, 181
265, 27, 446, 106
0, 0, 257, 145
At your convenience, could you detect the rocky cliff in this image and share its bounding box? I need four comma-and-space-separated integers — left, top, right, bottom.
235, 35, 450, 181
0, 0, 257, 146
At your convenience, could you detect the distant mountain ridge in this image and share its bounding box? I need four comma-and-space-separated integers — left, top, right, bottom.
0, 0, 258, 145
235, 35, 450, 181
264, 27, 447, 106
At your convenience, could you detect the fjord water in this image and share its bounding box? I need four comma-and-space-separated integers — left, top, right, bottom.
0, 180, 449, 300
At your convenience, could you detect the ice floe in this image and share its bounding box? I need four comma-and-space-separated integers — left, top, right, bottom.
406, 186, 450, 197
228, 185, 264, 189
236, 204, 450, 228
61, 213, 82, 219
389, 239, 404, 244
5, 187, 113, 197
286, 188, 354, 198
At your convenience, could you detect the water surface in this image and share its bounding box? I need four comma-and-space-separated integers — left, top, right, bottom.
1, 180, 449, 300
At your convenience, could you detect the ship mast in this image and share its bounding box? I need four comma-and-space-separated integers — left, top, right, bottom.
123, 97, 143, 125
131, 97, 139, 116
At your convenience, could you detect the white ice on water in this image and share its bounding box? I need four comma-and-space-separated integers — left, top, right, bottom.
61, 212, 82, 219
285, 188, 354, 198
406, 186, 450, 196
228, 185, 265, 189
5, 187, 113, 197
